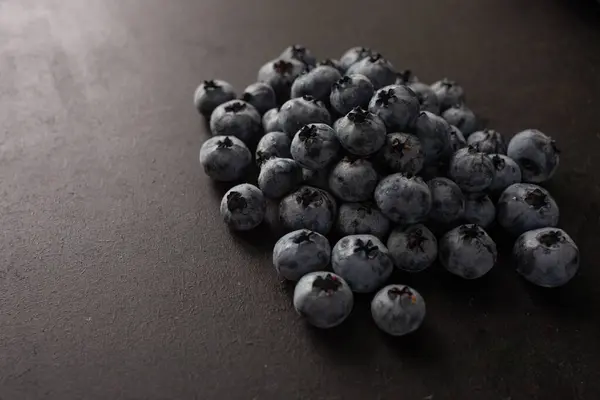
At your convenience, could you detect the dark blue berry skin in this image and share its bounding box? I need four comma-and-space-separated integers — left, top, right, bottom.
449, 125, 467, 153
374, 174, 432, 225
378, 132, 425, 175
427, 177, 465, 225
463, 193, 495, 229
413, 111, 454, 166
241, 82, 277, 115
290, 123, 340, 170
387, 224, 437, 273
328, 158, 379, 202
335, 202, 391, 240
513, 228, 579, 288
330, 74, 375, 116
347, 54, 397, 90
488, 154, 522, 195
430, 78, 465, 111
274, 230, 331, 281
262, 108, 283, 133
442, 104, 478, 137
220, 184, 266, 231
279, 96, 331, 137
339, 46, 374, 72
199, 136, 251, 182
279, 186, 337, 235
209, 100, 263, 145
291, 66, 342, 104
408, 82, 440, 115
497, 183, 559, 236
194, 79, 237, 117
395, 69, 419, 85
258, 58, 306, 105
448, 146, 495, 192
258, 158, 303, 199
334, 107, 385, 156
279, 44, 317, 68
255, 131, 291, 168
302, 167, 330, 191
439, 224, 497, 279
368, 85, 420, 132
371, 285, 426, 336
507, 129, 560, 183
468, 129, 507, 154
317, 59, 344, 74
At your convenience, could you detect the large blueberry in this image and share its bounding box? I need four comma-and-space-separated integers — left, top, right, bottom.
209, 100, 263, 145
387, 224, 437, 273
374, 173, 432, 225
339, 46, 374, 72
330, 74, 375, 116
430, 78, 465, 111
199, 136, 251, 181
258, 58, 306, 104
279, 96, 331, 137
427, 177, 465, 225
290, 123, 340, 170
273, 229, 331, 281
193, 79, 237, 117
347, 53, 397, 90
279, 186, 337, 235
488, 154, 522, 194
413, 111, 454, 166
255, 131, 292, 168
441, 104, 478, 136
220, 184, 266, 231
467, 129, 507, 154
241, 82, 277, 115
335, 202, 391, 240
439, 224, 497, 279
328, 157, 379, 202
258, 157, 303, 199
506, 129, 560, 183
448, 146, 495, 192
368, 85, 420, 132
371, 285, 426, 336
378, 132, 425, 175
334, 107, 386, 156
291, 66, 342, 104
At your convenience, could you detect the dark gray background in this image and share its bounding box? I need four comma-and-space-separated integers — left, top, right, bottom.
1, 0, 600, 399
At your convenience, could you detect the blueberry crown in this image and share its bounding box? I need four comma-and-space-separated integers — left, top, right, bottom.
491, 154, 506, 171
347, 107, 369, 123
368, 53, 384, 63
241, 92, 253, 102
524, 188, 548, 209
390, 137, 408, 154
312, 273, 342, 292
441, 78, 456, 87
203, 80, 219, 90
291, 44, 306, 57
353, 238, 379, 258
226, 191, 247, 212
292, 230, 314, 244
216, 137, 234, 149
224, 101, 247, 113
407, 228, 427, 252
273, 59, 295, 75
295, 187, 322, 208
318, 59, 336, 68
387, 286, 415, 302
459, 224, 483, 240
332, 75, 352, 89
396, 69, 413, 83
301, 95, 317, 103
356, 204, 374, 216
550, 140, 561, 154
255, 150, 273, 165
538, 230, 565, 247
298, 125, 318, 141
375, 89, 397, 107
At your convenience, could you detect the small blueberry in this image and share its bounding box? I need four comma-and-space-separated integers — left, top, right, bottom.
279, 185, 337, 235
506, 129, 560, 183
387, 224, 438, 273
371, 285, 426, 336
368, 85, 420, 132
328, 157, 379, 202
209, 100, 263, 145
374, 173, 432, 225
199, 136, 251, 181
290, 123, 340, 170
273, 229, 331, 281
220, 184, 266, 231
334, 107, 386, 156
439, 224, 497, 279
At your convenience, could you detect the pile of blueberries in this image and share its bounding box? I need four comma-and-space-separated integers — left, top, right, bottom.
195, 45, 579, 336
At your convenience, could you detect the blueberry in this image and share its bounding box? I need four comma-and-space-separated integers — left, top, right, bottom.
241, 82, 277, 115
506, 129, 560, 183
255, 131, 292, 168
463, 193, 495, 229
513, 228, 579, 288
496, 183, 559, 236
335, 202, 391, 240
371, 285, 426, 336
291, 66, 342, 104
374, 173, 432, 225
334, 107, 385, 156
488, 154, 522, 194
408, 82, 441, 115
302, 167, 330, 190
331, 235, 393, 293
439, 224, 497, 279
193, 79, 237, 117
273, 229, 331, 281
328, 157, 379, 202
279, 44, 317, 68
347, 53, 397, 90
339, 46, 374, 72
279, 185, 337, 235
293, 272, 354, 328
430, 78, 465, 111
279, 96, 331, 137
378, 133, 425, 175
395, 69, 419, 85
262, 108, 283, 133
199, 136, 251, 181
258, 58, 306, 104
413, 111, 454, 166
449, 125, 467, 152
317, 58, 344, 73
368, 85, 420, 132
209, 100, 262, 145
290, 123, 340, 170
258, 158, 303, 199
441, 104, 478, 136
220, 184, 266, 231
387, 224, 438, 273
427, 177, 465, 225
330, 75, 375, 116
448, 146, 495, 192
467, 129, 507, 154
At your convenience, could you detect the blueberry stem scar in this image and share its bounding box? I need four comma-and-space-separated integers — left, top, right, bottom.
227, 191, 247, 212
312, 274, 341, 293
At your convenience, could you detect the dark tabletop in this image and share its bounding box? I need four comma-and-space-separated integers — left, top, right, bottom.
2, 0, 600, 399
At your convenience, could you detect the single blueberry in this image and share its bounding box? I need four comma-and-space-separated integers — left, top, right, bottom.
258, 58, 306, 105
279, 44, 317, 68
439, 224, 497, 279
262, 108, 283, 133
442, 104, 478, 136
506, 129, 560, 183
335, 202, 391, 240
488, 154, 522, 194
273, 229, 331, 281
346, 53, 397, 90
430, 78, 465, 111
371, 285, 426, 336
199, 136, 251, 182
395, 69, 419, 85
374, 173, 432, 225
241, 82, 277, 115
408, 82, 441, 115
255, 131, 292, 168
334, 107, 386, 156
330, 74, 375, 116
209, 100, 263, 145
193, 79, 237, 117
368, 85, 420, 132
279, 185, 337, 235
387, 224, 438, 273
496, 183, 559, 236
331, 234, 394, 293
413, 111, 454, 166
427, 177, 465, 225
463, 193, 495, 229
328, 157, 379, 202
339, 46, 374, 72
291, 65, 342, 104
290, 123, 340, 170
378, 133, 425, 175
467, 129, 507, 154
448, 146, 495, 192
220, 184, 266, 231
513, 228, 579, 288
449, 125, 467, 152
293, 272, 354, 329
258, 157, 303, 199
279, 96, 331, 137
